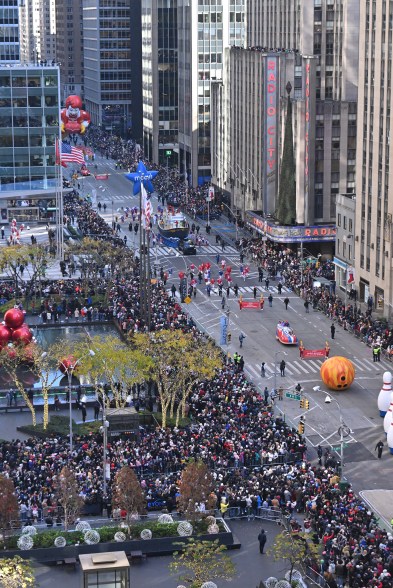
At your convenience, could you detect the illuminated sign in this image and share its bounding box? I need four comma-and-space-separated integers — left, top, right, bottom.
264, 56, 279, 215
245, 211, 336, 243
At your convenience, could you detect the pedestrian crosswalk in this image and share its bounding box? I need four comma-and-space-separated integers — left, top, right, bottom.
151, 244, 239, 258
245, 355, 384, 381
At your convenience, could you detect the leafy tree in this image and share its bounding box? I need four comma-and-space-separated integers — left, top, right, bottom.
170, 538, 235, 588
0, 476, 19, 546
0, 347, 38, 427
0, 244, 52, 305
55, 467, 83, 531
75, 335, 151, 407
0, 556, 36, 588
130, 330, 221, 428
112, 466, 146, 530
267, 530, 320, 582
276, 94, 296, 225
177, 462, 216, 521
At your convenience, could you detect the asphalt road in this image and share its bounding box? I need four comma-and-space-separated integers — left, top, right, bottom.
73, 155, 393, 500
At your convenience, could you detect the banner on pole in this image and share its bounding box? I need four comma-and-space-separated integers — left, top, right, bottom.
220, 315, 227, 345
206, 186, 215, 202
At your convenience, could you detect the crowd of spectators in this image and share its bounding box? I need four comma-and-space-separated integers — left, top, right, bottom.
0, 127, 392, 586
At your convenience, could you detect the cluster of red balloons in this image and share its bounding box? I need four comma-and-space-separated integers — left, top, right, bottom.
198, 262, 211, 272
0, 308, 35, 362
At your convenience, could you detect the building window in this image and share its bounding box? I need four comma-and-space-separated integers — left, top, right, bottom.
337, 213, 341, 227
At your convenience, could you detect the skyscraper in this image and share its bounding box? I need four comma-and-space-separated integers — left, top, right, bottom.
354, 0, 393, 315
0, 0, 20, 62
83, 0, 132, 136
142, 0, 178, 166
19, 0, 57, 64
55, 0, 84, 103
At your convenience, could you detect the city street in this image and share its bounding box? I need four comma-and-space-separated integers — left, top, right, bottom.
73, 155, 393, 501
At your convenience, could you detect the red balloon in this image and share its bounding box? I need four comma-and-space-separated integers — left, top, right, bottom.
210, 278, 215, 285
0, 325, 12, 347
178, 271, 185, 280
205, 263, 211, 269
12, 326, 33, 345
59, 355, 77, 374
4, 308, 24, 329
199, 264, 205, 272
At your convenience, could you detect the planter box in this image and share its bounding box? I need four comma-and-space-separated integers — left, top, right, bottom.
0, 529, 239, 563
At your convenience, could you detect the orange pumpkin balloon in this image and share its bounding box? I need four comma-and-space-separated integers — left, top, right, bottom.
320, 356, 355, 391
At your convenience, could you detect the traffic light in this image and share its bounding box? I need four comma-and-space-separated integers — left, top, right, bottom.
298, 421, 305, 434
305, 399, 310, 410
300, 398, 305, 409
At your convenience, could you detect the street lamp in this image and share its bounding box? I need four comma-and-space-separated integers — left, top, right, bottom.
313, 385, 350, 478
274, 350, 287, 394
60, 349, 95, 454
99, 387, 110, 496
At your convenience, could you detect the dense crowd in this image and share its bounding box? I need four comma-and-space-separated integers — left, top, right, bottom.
1, 127, 393, 587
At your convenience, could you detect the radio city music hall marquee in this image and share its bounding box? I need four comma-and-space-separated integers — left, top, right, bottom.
245, 211, 336, 243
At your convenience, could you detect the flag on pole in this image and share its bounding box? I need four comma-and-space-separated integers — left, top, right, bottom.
57, 140, 85, 167
206, 186, 215, 202
141, 183, 152, 230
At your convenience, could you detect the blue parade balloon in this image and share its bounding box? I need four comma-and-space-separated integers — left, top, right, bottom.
124, 161, 159, 195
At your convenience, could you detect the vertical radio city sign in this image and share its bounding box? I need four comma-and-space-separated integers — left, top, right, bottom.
264, 56, 278, 215
304, 58, 311, 215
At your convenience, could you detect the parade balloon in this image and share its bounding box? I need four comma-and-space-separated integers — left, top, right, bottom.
12, 326, 33, 345
61, 95, 91, 135
4, 308, 25, 329
0, 325, 12, 347
59, 356, 77, 374
320, 356, 355, 390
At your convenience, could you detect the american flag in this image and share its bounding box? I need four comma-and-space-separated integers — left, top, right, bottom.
141, 183, 152, 230
58, 141, 85, 167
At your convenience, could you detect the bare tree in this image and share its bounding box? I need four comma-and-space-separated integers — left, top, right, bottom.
177, 462, 216, 521
56, 467, 83, 531
112, 466, 146, 531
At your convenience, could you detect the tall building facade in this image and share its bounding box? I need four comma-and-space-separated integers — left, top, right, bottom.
142, 0, 178, 166
83, 0, 132, 136
55, 0, 84, 103
0, 0, 20, 62
0, 65, 60, 223
177, 0, 245, 187
19, 0, 57, 64
213, 0, 359, 226
355, 0, 393, 315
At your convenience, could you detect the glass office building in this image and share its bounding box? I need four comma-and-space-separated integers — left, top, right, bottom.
0, 0, 20, 62
0, 65, 60, 222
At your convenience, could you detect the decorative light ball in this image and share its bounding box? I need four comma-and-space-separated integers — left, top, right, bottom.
4, 308, 25, 329
54, 536, 67, 548
201, 583, 218, 588
285, 570, 303, 582
264, 579, 278, 588
12, 326, 33, 345
140, 529, 152, 540
114, 532, 127, 542
158, 514, 173, 524
177, 522, 193, 536
177, 586, 187, 588
84, 530, 100, 545
320, 356, 355, 390
59, 355, 77, 374
17, 535, 34, 550
275, 581, 291, 588
205, 515, 216, 525
0, 325, 12, 347
207, 523, 220, 534
75, 521, 91, 532
22, 526, 37, 536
